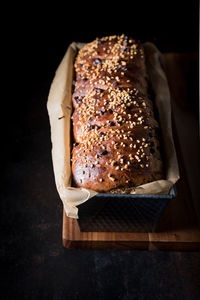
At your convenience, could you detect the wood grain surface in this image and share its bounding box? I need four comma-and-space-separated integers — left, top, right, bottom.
63, 53, 200, 250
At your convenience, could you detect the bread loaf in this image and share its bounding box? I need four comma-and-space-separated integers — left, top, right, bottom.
71, 34, 163, 192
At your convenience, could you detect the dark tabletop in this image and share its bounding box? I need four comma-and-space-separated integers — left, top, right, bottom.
1, 2, 200, 300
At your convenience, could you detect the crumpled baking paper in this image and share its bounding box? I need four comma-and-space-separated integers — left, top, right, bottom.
47, 41, 180, 219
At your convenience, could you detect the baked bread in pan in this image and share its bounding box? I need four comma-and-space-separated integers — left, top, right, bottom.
71, 34, 163, 192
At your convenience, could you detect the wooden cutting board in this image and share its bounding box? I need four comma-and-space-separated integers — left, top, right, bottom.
62, 53, 200, 250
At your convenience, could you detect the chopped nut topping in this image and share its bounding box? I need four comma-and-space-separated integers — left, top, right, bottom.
72, 35, 158, 187
108, 174, 115, 181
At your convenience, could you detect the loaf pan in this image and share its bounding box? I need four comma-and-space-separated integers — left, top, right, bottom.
77, 185, 176, 232
47, 41, 179, 228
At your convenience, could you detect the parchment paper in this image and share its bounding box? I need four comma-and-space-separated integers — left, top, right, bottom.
47, 41, 180, 219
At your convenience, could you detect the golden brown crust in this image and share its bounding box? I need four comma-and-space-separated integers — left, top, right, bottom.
71, 34, 163, 192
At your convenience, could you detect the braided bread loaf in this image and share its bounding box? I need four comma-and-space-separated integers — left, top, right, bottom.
71, 34, 163, 192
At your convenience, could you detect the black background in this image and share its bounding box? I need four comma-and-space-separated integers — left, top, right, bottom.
1, 2, 200, 300
18, 2, 198, 85
6, 2, 199, 89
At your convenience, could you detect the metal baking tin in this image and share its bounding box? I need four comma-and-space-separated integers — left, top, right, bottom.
77, 186, 177, 233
